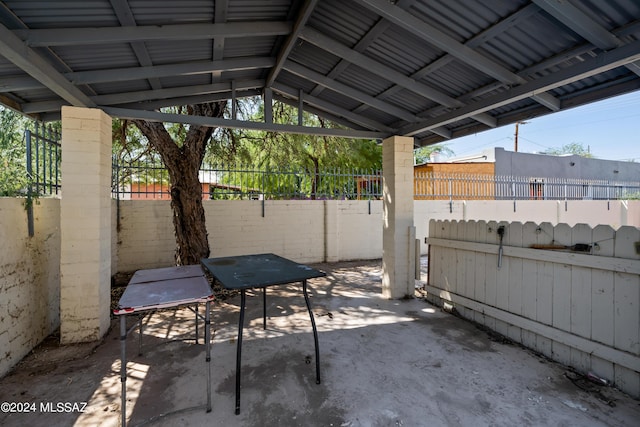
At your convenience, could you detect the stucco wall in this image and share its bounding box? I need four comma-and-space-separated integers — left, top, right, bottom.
0, 198, 60, 377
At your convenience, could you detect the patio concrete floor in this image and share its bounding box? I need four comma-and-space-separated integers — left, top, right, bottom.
1, 259, 639, 427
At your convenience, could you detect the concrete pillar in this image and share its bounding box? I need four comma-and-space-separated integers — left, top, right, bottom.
382, 135, 415, 299
60, 106, 112, 344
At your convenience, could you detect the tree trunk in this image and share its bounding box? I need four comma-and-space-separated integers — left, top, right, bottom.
132, 102, 225, 265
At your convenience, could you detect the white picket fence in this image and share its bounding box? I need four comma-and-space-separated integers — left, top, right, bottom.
426, 220, 640, 398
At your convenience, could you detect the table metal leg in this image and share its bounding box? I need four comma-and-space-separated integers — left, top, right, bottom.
302, 279, 321, 384
235, 289, 246, 415
120, 315, 127, 427
138, 314, 143, 356
195, 304, 199, 344
205, 300, 212, 412
263, 287, 267, 330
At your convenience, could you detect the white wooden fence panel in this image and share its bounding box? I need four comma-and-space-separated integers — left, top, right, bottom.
570, 223, 593, 372
483, 221, 499, 331
474, 220, 487, 324
507, 222, 524, 342
535, 222, 554, 358
426, 219, 640, 398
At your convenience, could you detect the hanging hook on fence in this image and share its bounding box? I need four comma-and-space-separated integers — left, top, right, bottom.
497, 225, 505, 268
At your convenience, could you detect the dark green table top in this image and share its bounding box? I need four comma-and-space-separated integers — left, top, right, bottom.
201, 253, 325, 290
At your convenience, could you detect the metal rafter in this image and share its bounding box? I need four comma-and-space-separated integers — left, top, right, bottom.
400, 39, 640, 136
272, 82, 394, 132
533, 0, 640, 78
266, 0, 318, 88
102, 106, 385, 140
284, 60, 420, 122
65, 57, 275, 85
13, 22, 291, 47
0, 23, 95, 107
109, 0, 162, 90
211, 0, 229, 81
21, 79, 265, 114
357, 0, 561, 112
299, 27, 497, 131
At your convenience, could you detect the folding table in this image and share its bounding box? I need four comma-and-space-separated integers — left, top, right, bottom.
113, 265, 214, 427
200, 253, 326, 415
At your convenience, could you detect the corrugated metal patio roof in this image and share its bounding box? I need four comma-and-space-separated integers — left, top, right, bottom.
0, 0, 639, 146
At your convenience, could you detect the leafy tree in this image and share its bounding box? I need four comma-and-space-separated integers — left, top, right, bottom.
131, 102, 226, 265
204, 98, 382, 199
414, 144, 454, 164
542, 142, 594, 158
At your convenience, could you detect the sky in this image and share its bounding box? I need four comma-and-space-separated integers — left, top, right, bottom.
440, 89, 640, 162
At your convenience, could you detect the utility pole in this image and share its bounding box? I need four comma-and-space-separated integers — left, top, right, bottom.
514, 121, 528, 152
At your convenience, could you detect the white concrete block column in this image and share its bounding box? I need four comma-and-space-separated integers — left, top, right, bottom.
60, 106, 112, 344
382, 135, 415, 299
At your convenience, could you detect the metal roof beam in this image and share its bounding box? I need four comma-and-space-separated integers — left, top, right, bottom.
65, 57, 275, 85
109, 0, 161, 90
110, 89, 261, 111
102, 106, 385, 140
0, 75, 43, 92
273, 93, 371, 132
533, 0, 640, 78
357, 0, 561, 111
533, 0, 619, 50
21, 79, 266, 113
299, 27, 463, 109
283, 60, 420, 123
399, 38, 640, 136
13, 22, 292, 47
266, 0, 318, 87
308, 0, 416, 98
211, 0, 229, 81
0, 23, 95, 107
272, 82, 395, 133
358, 0, 522, 84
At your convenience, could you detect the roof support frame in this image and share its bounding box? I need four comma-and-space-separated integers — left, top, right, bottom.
13, 22, 292, 47
400, 38, 640, 136
101, 106, 385, 140
0, 23, 95, 107
356, 0, 561, 112
283, 61, 419, 123
533, 0, 640, 78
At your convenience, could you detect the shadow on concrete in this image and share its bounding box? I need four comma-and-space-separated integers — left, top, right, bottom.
1, 260, 639, 427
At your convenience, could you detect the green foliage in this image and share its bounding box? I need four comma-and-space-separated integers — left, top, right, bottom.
204, 97, 382, 170
0, 107, 30, 196
414, 144, 455, 164
542, 142, 594, 158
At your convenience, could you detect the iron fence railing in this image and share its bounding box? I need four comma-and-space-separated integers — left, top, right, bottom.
414, 172, 640, 201
111, 160, 383, 200
110, 161, 640, 202
25, 123, 61, 196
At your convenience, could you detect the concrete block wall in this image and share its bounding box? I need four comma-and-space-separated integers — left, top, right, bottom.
0, 198, 60, 377
206, 200, 325, 263
325, 200, 383, 262
114, 200, 176, 272
114, 199, 384, 271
